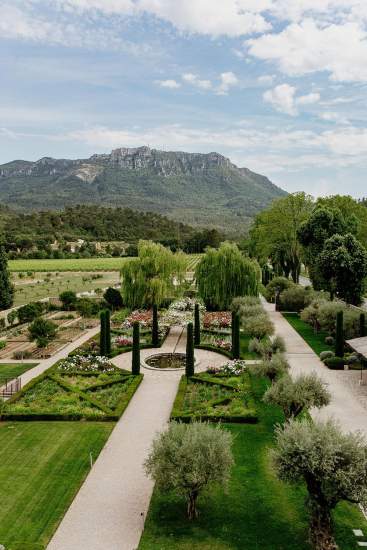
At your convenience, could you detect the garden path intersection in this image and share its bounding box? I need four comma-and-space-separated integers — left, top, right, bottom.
47, 326, 227, 550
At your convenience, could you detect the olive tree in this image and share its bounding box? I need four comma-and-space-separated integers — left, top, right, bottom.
28, 317, 57, 348
144, 422, 234, 520
251, 353, 290, 382
263, 373, 330, 419
274, 419, 367, 550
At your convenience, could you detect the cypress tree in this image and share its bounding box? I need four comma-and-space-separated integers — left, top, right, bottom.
132, 321, 141, 375
232, 313, 240, 360
194, 303, 201, 346
105, 309, 111, 356
152, 304, 159, 347
186, 322, 195, 377
360, 313, 366, 337
335, 311, 344, 358
0, 245, 14, 310
100, 310, 107, 356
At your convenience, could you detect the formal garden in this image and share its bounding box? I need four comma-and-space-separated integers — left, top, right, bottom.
0, 233, 366, 550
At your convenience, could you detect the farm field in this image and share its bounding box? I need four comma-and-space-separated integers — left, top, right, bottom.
8, 254, 203, 273
11, 271, 120, 306
0, 422, 113, 550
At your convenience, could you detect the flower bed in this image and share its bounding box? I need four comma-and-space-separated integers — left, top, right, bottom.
207, 360, 247, 376
122, 310, 153, 329
203, 311, 231, 330
57, 355, 118, 373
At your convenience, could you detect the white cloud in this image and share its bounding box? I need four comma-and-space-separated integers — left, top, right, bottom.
247, 19, 367, 82
216, 72, 239, 95
156, 79, 181, 89
318, 112, 350, 124
263, 84, 320, 115
182, 73, 212, 90
257, 74, 275, 86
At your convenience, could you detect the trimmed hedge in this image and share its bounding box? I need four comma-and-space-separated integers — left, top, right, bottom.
195, 343, 232, 358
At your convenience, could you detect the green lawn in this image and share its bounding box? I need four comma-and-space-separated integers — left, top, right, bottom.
139, 377, 366, 550
0, 422, 113, 550
282, 312, 331, 355
0, 363, 38, 381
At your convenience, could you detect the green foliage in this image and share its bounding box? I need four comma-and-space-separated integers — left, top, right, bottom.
318, 233, 367, 305
7, 309, 17, 325
231, 312, 240, 359
121, 240, 186, 308
144, 421, 234, 519
317, 195, 367, 246
360, 312, 366, 337
251, 353, 290, 382
279, 285, 316, 312
104, 287, 123, 310
241, 312, 274, 338
105, 309, 111, 356
250, 192, 314, 282
28, 317, 57, 348
59, 290, 77, 310
265, 276, 293, 301
335, 311, 344, 358
132, 322, 140, 375
99, 310, 107, 356
323, 356, 346, 369
0, 245, 14, 310
152, 304, 159, 347
75, 297, 101, 317
186, 322, 195, 377
196, 242, 259, 310
301, 300, 361, 339
263, 373, 330, 419
17, 301, 45, 323
274, 418, 367, 550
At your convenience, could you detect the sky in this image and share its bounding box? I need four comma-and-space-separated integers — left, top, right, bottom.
1, 1, 367, 197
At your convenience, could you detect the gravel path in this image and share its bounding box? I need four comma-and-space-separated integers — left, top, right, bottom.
47, 326, 227, 550
263, 301, 367, 437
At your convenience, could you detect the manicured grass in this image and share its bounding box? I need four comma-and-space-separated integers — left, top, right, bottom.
282, 312, 331, 355
139, 377, 366, 550
0, 363, 38, 381
0, 421, 113, 550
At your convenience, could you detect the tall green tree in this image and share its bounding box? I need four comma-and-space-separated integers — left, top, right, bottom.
196, 242, 259, 310
249, 193, 313, 282
121, 240, 186, 308
132, 322, 141, 375
0, 245, 14, 310
298, 207, 349, 289
186, 322, 195, 377
152, 304, 159, 347
194, 303, 201, 346
317, 195, 367, 246
317, 233, 367, 305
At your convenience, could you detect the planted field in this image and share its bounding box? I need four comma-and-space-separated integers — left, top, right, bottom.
171, 371, 257, 423
0, 421, 113, 550
4, 359, 142, 421
140, 377, 367, 550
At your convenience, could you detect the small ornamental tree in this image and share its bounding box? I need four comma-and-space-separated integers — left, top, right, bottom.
0, 245, 14, 310
263, 373, 331, 420
360, 312, 366, 337
335, 310, 344, 358
100, 310, 107, 356
28, 317, 57, 348
104, 287, 123, 310
152, 304, 159, 347
59, 290, 77, 310
186, 322, 195, 377
194, 303, 201, 346
252, 353, 289, 383
105, 308, 111, 356
144, 422, 234, 520
231, 312, 240, 360
274, 418, 367, 550
132, 321, 140, 375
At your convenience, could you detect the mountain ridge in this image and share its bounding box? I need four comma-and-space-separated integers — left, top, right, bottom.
0, 146, 286, 233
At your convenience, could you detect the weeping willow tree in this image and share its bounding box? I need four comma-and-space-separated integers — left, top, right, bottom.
195, 242, 259, 310
121, 240, 187, 308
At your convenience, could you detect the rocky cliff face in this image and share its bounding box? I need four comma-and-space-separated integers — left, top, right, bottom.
0, 146, 286, 232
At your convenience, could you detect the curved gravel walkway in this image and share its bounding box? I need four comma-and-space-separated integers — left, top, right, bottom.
47, 326, 227, 550
263, 300, 367, 437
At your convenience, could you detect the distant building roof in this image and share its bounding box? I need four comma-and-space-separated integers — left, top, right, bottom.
346, 336, 367, 358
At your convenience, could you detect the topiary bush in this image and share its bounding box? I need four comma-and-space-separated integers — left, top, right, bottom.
242, 314, 274, 338
324, 356, 345, 369
324, 336, 334, 346
278, 286, 315, 312
320, 350, 334, 361
265, 276, 293, 302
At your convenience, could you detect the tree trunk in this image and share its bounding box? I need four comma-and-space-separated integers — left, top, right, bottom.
187, 491, 198, 520
309, 500, 338, 550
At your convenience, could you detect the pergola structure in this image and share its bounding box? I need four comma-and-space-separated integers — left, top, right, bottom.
346, 336, 367, 385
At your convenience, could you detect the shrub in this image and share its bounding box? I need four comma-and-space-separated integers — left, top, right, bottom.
319, 351, 334, 361
76, 297, 101, 318
263, 373, 330, 420
279, 286, 314, 312
324, 356, 346, 369
242, 314, 274, 338
251, 353, 289, 382
248, 336, 285, 360
28, 317, 57, 348
274, 418, 367, 550
59, 290, 77, 310
144, 422, 234, 520
324, 336, 334, 346
265, 276, 293, 301
231, 296, 260, 314
13, 350, 33, 359
104, 287, 123, 310
18, 302, 44, 323
0, 340, 6, 350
